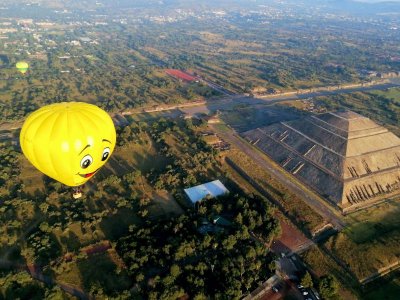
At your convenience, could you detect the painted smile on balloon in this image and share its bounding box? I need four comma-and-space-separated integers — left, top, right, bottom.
78, 169, 99, 178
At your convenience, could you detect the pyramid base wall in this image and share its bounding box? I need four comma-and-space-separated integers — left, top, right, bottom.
341, 192, 400, 215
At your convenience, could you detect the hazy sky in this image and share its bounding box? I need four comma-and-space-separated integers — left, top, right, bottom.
355, 0, 400, 2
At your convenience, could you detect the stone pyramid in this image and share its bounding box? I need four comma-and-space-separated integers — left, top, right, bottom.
243, 111, 400, 211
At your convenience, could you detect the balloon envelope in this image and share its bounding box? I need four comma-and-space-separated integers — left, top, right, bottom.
20, 102, 117, 186
16, 61, 29, 74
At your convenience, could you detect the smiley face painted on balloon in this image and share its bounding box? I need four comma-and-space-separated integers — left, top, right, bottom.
20, 102, 116, 187
74, 138, 113, 185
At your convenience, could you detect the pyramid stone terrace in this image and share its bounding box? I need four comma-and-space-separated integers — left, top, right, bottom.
242, 111, 400, 211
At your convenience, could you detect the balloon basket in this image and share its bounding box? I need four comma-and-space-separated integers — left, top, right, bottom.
72, 187, 82, 199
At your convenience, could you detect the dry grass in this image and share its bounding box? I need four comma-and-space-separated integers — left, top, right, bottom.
147, 190, 184, 217
56, 251, 131, 295
301, 245, 359, 300
225, 149, 324, 234
325, 200, 400, 281
19, 156, 45, 194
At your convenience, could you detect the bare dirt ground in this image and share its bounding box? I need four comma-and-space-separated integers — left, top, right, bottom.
272, 217, 313, 254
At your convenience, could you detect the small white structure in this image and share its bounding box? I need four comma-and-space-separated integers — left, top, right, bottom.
184, 180, 229, 206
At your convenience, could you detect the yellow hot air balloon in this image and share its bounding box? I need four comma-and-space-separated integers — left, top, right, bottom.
16, 61, 29, 74
20, 102, 116, 188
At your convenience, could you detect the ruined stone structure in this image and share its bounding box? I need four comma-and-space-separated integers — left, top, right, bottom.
243, 111, 400, 211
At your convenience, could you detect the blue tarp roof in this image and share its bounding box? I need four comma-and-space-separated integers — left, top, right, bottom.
184, 180, 229, 204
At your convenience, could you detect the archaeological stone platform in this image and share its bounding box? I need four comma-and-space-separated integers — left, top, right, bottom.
243, 111, 400, 211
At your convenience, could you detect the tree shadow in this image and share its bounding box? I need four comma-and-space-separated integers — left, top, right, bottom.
76, 251, 131, 297
99, 208, 141, 240
4, 277, 46, 300
60, 231, 81, 253
271, 240, 292, 255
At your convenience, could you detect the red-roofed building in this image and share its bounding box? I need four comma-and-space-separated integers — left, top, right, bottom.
165, 69, 198, 82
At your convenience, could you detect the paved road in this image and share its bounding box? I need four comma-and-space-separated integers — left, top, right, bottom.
2, 79, 399, 132
211, 124, 346, 230
180, 80, 400, 117
254, 81, 398, 103
198, 77, 236, 96
258, 279, 303, 300
54, 79, 400, 122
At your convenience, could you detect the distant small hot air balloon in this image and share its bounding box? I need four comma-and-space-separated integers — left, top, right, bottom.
20, 102, 117, 197
16, 61, 29, 74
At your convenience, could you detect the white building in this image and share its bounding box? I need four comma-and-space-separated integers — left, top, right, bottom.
184, 180, 229, 207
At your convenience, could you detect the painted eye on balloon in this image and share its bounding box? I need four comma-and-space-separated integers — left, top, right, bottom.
80, 154, 93, 169
101, 147, 110, 161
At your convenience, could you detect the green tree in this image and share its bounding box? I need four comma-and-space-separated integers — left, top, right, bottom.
318, 275, 340, 300
170, 264, 181, 278
301, 271, 313, 289
45, 287, 67, 300
222, 235, 237, 250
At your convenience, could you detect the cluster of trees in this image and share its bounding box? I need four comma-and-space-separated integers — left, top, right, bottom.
0, 115, 281, 298
0, 271, 68, 300
200, 192, 281, 241
146, 118, 217, 192
300, 271, 340, 300
0, 146, 20, 195
115, 120, 148, 147
117, 193, 279, 299
24, 229, 61, 265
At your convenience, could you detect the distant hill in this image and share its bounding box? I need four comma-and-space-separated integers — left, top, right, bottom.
1, 0, 399, 19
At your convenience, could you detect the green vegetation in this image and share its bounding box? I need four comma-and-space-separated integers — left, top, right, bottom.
117, 192, 279, 299
324, 200, 400, 281
363, 270, 400, 300
301, 271, 313, 289
1, 1, 398, 121
301, 246, 359, 300
318, 275, 340, 300
315, 88, 400, 135
0, 117, 280, 298
220, 103, 301, 132
225, 149, 324, 235
302, 200, 400, 299
372, 87, 400, 101
55, 251, 131, 298
0, 271, 70, 300
1, 1, 400, 298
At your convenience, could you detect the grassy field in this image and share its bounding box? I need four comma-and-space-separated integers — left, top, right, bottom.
363, 271, 400, 300
147, 190, 184, 218
56, 251, 131, 295
325, 200, 400, 281
370, 87, 400, 101
19, 156, 46, 194
301, 245, 359, 300
224, 149, 324, 234
219, 104, 301, 133
103, 132, 168, 175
